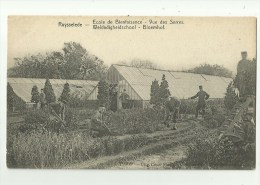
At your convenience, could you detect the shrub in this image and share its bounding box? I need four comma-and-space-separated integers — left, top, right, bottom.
179, 99, 226, 115
179, 99, 197, 114
97, 80, 110, 109
23, 110, 49, 133
224, 82, 238, 110
22, 109, 67, 134
104, 108, 164, 135
64, 107, 77, 127
49, 103, 80, 128
172, 135, 255, 169
159, 74, 171, 104
68, 96, 98, 109
44, 78, 56, 103
201, 114, 226, 128
59, 82, 70, 103
31, 85, 40, 103
150, 79, 160, 107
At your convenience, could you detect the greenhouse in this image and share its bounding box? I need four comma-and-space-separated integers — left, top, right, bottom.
107, 64, 233, 109
7, 78, 98, 111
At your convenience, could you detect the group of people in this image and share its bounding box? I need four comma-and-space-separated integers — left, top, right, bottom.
91, 85, 210, 132
164, 85, 210, 130
40, 82, 210, 133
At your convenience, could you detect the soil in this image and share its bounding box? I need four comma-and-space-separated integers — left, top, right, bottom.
65, 119, 212, 170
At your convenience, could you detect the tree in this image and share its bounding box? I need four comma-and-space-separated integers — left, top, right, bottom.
8, 42, 107, 81
8, 52, 64, 79
44, 79, 56, 103
187, 64, 233, 78
97, 80, 110, 109
119, 59, 159, 69
150, 79, 160, 107
7, 83, 15, 112
224, 81, 238, 110
31, 85, 40, 103
159, 74, 171, 104
60, 42, 106, 80
59, 83, 70, 103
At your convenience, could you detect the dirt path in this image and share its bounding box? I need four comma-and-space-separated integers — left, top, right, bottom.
109, 145, 187, 170
65, 120, 211, 169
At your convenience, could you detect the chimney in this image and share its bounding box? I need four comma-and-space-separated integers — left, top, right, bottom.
241, 51, 247, 60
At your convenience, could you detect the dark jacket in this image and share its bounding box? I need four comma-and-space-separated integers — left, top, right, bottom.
191, 90, 209, 105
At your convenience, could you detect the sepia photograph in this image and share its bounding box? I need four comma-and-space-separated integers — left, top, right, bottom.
6, 16, 256, 170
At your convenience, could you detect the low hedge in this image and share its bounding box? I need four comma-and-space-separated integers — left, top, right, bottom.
179, 99, 226, 115
104, 108, 165, 135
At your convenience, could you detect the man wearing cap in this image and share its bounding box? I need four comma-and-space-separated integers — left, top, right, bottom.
164, 96, 181, 130
189, 85, 210, 119
235, 51, 250, 97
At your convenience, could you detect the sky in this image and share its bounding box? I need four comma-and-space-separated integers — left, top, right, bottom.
8, 16, 256, 73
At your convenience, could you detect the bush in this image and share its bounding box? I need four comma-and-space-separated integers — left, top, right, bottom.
31, 85, 40, 103
179, 99, 226, 115
104, 108, 165, 135
50, 103, 82, 127
22, 109, 66, 134
23, 110, 49, 133
206, 99, 226, 115
97, 80, 110, 108
179, 99, 197, 114
44, 78, 56, 103
59, 82, 70, 103
224, 82, 238, 110
201, 114, 226, 128
172, 136, 255, 169
150, 79, 160, 106
68, 96, 98, 109
64, 107, 77, 127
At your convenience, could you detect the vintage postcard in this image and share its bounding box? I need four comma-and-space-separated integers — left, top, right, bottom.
7, 16, 256, 170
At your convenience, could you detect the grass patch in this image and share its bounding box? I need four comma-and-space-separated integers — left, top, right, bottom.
7, 131, 151, 168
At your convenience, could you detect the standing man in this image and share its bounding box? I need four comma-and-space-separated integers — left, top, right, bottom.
234, 51, 256, 98
234, 51, 250, 97
164, 96, 181, 130
39, 89, 47, 109
119, 89, 130, 109
189, 85, 210, 119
